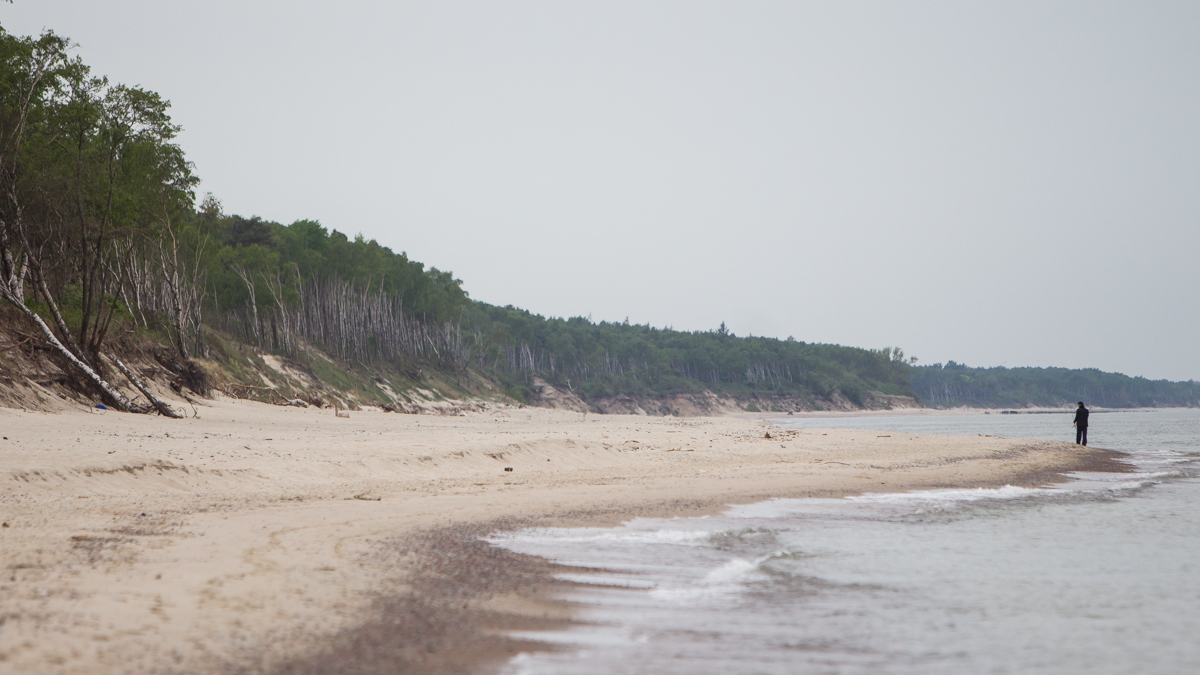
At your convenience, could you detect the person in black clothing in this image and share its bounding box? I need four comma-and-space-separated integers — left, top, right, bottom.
1073, 402, 1089, 446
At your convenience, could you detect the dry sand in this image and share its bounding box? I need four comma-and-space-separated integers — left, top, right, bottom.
0, 397, 1125, 674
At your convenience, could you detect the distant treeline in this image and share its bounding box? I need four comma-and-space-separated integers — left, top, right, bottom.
189, 214, 916, 404
169, 214, 918, 406
910, 362, 1200, 409
143, 211, 913, 405
463, 306, 914, 404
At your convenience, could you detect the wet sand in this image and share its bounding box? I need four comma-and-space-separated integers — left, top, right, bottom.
0, 398, 1125, 674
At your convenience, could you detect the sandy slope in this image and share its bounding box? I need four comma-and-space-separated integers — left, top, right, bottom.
0, 398, 1121, 674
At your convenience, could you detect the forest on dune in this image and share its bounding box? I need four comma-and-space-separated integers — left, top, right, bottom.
0, 25, 914, 413
1, 25, 1193, 414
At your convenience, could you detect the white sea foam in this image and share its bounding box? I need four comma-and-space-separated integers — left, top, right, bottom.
702, 556, 764, 584
740, 470, 1184, 514
487, 527, 713, 546
848, 484, 1041, 504
554, 573, 657, 588
1050, 470, 1184, 494
1105, 478, 1172, 490
723, 485, 1042, 520
646, 554, 771, 603
496, 410, 1200, 675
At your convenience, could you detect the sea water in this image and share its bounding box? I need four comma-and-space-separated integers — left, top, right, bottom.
489, 409, 1200, 675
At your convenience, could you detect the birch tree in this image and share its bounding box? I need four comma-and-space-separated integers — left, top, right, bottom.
0, 27, 195, 414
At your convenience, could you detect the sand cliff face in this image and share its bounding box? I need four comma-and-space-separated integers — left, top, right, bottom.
0, 399, 1121, 674
0, 320, 917, 419
0, 324, 489, 417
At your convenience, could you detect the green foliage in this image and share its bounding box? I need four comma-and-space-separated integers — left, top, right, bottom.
306, 352, 360, 393
461, 303, 915, 403
0, 24, 914, 410
839, 381, 866, 407
0, 25, 198, 360
200, 214, 469, 321
910, 362, 1200, 409
18, 24, 1191, 416
502, 385, 528, 404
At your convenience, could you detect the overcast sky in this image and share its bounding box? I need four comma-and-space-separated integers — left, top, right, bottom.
4, 1, 1198, 381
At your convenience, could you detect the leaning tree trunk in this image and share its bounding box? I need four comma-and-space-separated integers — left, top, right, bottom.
0, 249, 137, 411
35, 276, 90, 362
110, 355, 181, 418
8, 297, 138, 411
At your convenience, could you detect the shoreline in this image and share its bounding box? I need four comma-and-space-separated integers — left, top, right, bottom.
749, 405, 1189, 420
0, 400, 1128, 674
272, 448, 1130, 675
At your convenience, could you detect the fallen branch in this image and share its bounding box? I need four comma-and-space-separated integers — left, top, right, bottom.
1, 295, 137, 411
0, 334, 37, 352
110, 355, 182, 418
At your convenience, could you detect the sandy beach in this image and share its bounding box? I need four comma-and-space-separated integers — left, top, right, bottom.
0, 398, 1125, 674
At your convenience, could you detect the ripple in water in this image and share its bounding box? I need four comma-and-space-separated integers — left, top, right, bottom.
492, 409, 1200, 675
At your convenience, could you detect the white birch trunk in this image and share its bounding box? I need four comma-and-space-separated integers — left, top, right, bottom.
110, 355, 181, 418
